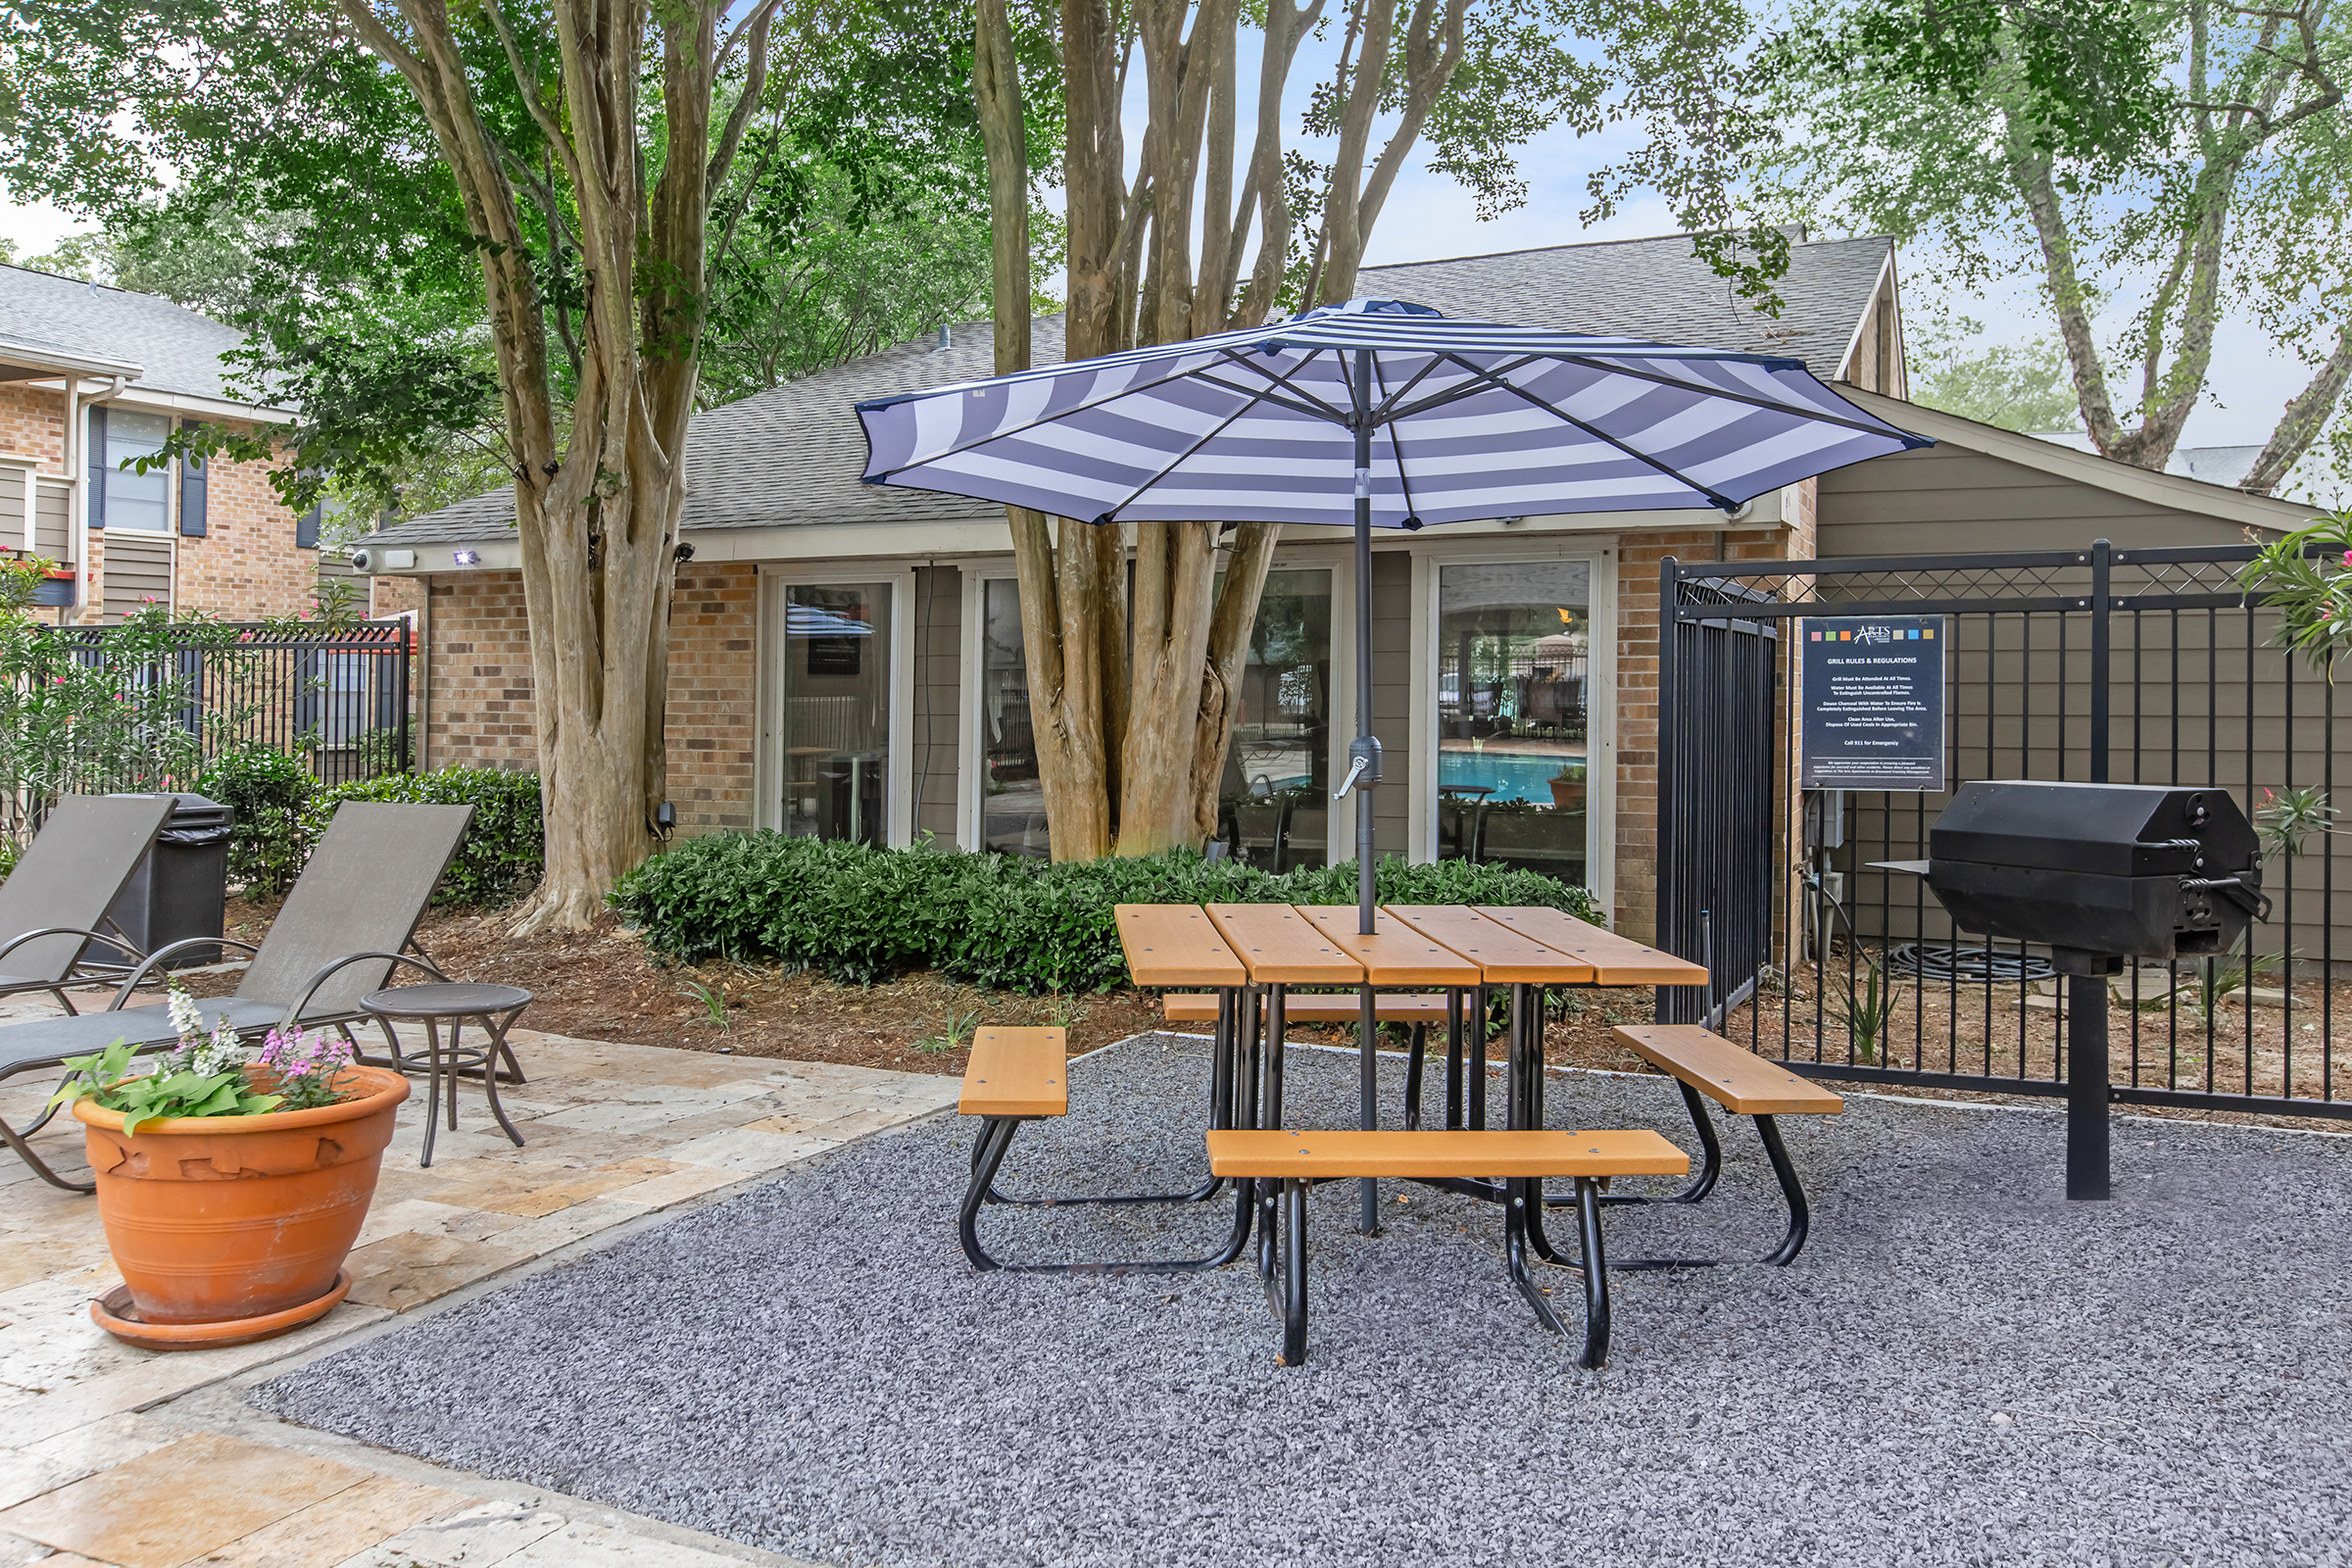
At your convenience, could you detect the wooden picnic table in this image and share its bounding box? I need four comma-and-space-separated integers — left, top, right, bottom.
1115, 901, 1714, 1241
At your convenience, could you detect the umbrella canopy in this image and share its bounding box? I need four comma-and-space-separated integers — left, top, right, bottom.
857, 298, 1928, 526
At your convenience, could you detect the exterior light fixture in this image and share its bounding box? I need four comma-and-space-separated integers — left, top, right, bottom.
452, 549, 480, 566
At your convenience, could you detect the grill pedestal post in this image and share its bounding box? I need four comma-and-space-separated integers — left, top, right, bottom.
2056, 949, 2121, 1200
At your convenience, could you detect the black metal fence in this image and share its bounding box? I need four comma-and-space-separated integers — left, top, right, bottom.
1658, 539, 2352, 1124
5, 620, 413, 832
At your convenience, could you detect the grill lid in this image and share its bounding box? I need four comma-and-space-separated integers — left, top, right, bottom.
1928, 781, 2257, 879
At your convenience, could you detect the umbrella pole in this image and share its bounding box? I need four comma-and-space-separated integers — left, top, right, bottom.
1351, 350, 1380, 1236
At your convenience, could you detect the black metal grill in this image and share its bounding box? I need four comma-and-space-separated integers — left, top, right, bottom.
1924, 781, 2267, 962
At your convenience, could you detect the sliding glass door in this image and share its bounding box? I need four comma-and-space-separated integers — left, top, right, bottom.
777, 582, 893, 846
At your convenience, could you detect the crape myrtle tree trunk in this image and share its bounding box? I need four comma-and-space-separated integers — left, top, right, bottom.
974, 0, 1772, 859
333, 0, 784, 930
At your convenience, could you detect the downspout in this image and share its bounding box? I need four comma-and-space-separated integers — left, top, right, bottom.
65, 374, 129, 618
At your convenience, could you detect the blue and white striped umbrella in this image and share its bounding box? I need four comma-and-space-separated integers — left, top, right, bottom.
857, 298, 1928, 526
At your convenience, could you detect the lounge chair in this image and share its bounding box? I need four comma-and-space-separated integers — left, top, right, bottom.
0, 794, 175, 1012
0, 800, 474, 1192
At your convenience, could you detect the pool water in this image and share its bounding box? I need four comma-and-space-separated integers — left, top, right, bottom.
1438, 749, 1583, 804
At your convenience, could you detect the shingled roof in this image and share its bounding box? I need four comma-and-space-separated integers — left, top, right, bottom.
375, 230, 1895, 546
0, 264, 261, 404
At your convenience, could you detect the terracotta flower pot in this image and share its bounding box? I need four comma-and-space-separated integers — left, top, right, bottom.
74, 1065, 409, 1341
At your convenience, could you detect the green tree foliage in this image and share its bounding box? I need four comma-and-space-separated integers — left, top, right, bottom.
1762, 0, 2352, 494
1910, 311, 2079, 432
0, 0, 1051, 521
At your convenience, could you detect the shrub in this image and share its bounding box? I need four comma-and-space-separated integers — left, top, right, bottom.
307, 768, 543, 906
196, 744, 318, 895
611, 835, 1602, 992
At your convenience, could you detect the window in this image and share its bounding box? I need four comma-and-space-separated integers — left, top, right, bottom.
1217, 568, 1332, 870
777, 582, 893, 846
1434, 561, 1591, 886
979, 578, 1048, 858
975, 568, 1333, 867
93, 409, 172, 531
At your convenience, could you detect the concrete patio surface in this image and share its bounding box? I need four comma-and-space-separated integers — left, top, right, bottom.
0, 980, 955, 1567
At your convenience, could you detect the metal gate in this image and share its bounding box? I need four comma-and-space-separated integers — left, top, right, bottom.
1657, 539, 2352, 1124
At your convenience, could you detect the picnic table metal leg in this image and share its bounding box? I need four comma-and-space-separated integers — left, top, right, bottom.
961, 1113, 1257, 1275
1264, 984, 1287, 1128
1580, 1078, 1723, 1212
1504, 1178, 1566, 1337
1753, 1114, 1811, 1266
1469, 985, 1488, 1129
1403, 1021, 1427, 1131
1278, 1177, 1309, 1366
1572, 1175, 1612, 1369
1445, 988, 1465, 1130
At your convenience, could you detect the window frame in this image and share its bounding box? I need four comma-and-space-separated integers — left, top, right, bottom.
753, 564, 915, 847
1407, 536, 1618, 917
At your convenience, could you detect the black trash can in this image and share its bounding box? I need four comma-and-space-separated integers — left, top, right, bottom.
92, 793, 236, 972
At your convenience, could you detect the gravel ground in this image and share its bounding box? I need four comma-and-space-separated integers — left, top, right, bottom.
254, 1033, 2352, 1568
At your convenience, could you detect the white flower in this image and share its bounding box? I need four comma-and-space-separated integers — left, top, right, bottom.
167, 986, 204, 1043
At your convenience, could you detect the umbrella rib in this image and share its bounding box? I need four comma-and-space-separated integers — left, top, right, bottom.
1372, 356, 1424, 523
1211, 348, 1352, 423
1435, 352, 1743, 512
1091, 393, 1271, 522
1376, 353, 1544, 423
1365, 351, 1459, 421
865, 359, 1236, 482
1556, 354, 1914, 440
1189, 370, 1338, 422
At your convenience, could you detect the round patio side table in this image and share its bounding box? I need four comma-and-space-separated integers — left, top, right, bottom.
361, 983, 533, 1167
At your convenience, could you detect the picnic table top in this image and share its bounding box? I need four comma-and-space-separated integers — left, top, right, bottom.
1112, 903, 1710, 989
1201, 904, 1364, 985
1293, 906, 1486, 987
1381, 906, 1597, 984
1475, 906, 1711, 987
1113, 904, 1250, 988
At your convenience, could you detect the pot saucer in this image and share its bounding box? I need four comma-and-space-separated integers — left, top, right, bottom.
90, 1270, 353, 1351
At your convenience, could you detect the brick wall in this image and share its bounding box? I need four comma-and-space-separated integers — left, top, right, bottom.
0, 381, 326, 621
420, 564, 758, 833
1611, 495, 1813, 942
174, 448, 328, 619
0, 381, 64, 463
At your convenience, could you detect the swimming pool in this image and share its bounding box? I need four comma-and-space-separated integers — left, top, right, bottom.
1438, 749, 1583, 804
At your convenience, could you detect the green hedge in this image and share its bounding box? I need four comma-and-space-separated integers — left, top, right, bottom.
196, 746, 316, 894
305, 769, 543, 906
192, 753, 543, 906
611, 834, 1602, 992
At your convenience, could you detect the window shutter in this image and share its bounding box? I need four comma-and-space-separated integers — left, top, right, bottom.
86, 405, 107, 528
178, 436, 208, 537
296, 500, 321, 550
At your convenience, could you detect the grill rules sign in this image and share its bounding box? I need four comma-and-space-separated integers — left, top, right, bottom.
1799, 615, 1946, 791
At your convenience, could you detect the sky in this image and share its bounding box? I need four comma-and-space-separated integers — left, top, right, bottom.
0, 20, 2316, 461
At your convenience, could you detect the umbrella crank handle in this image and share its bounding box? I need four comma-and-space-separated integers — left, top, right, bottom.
1334, 756, 1370, 801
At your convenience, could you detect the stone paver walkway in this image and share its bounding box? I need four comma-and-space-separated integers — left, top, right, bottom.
0, 983, 958, 1567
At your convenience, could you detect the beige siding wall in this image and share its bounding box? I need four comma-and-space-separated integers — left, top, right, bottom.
912, 564, 961, 842
1369, 550, 1412, 857
99, 529, 172, 619
33, 474, 69, 559
1817, 445, 2284, 557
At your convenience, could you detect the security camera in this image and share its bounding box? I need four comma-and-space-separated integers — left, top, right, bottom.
350, 547, 416, 572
